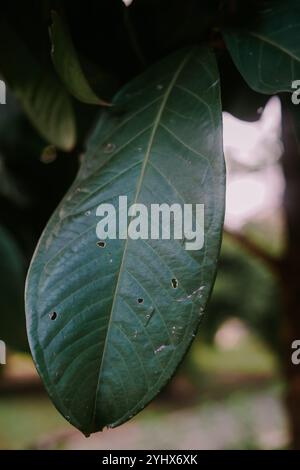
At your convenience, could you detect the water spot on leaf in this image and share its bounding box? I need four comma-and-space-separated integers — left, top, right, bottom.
103, 142, 116, 154
145, 306, 155, 326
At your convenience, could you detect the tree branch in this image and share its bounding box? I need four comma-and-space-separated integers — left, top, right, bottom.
224, 228, 280, 276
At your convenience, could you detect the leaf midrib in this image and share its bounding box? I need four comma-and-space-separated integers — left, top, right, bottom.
90, 49, 194, 431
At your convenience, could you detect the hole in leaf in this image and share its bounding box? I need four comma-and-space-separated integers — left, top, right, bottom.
97, 241, 106, 248
49, 312, 57, 321
171, 278, 178, 289
137, 298, 144, 304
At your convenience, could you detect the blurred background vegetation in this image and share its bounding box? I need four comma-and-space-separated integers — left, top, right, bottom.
0, 90, 286, 449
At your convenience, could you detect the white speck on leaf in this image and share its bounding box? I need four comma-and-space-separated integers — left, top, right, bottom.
176, 285, 206, 303
103, 142, 116, 154
155, 345, 166, 354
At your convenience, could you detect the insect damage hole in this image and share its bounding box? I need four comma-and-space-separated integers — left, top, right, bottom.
171, 278, 178, 289
97, 241, 106, 248
137, 298, 144, 304
49, 312, 57, 321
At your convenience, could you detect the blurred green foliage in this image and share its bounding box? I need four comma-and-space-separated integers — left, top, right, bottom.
0, 225, 26, 351
202, 240, 280, 353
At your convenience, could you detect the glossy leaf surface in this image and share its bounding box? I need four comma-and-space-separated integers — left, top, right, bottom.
25, 47, 225, 434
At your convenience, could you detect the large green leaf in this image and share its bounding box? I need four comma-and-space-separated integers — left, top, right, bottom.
223, 0, 300, 94
25, 47, 225, 434
0, 22, 76, 151
50, 12, 111, 106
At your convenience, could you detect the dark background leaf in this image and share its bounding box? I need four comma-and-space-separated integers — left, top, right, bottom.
0, 225, 27, 352
50, 12, 112, 106
223, 0, 300, 94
